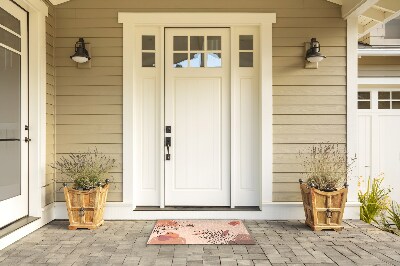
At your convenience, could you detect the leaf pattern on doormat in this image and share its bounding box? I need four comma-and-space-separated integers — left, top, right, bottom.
147, 220, 255, 245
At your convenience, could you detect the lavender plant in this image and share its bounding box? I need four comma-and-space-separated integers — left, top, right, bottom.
53, 148, 116, 190
299, 143, 355, 191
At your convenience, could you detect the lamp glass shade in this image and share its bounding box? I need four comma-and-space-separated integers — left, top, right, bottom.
71, 55, 89, 63
306, 54, 325, 63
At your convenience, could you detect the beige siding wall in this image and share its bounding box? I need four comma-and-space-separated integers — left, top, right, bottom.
55, 0, 346, 202
359, 56, 400, 77
45, 1, 56, 206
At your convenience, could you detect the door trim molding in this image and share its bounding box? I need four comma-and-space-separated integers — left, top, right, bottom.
13, 0, 48, 217
119, 13, 276, 209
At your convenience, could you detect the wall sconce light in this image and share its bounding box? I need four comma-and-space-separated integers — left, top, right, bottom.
305, 38, 326, 69
70, 37, 91, 64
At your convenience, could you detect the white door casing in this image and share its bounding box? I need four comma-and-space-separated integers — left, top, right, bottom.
164, 28, 230, 206
0, 0, 28, 228
357, 88, 400, 203
119, 13, 275, 209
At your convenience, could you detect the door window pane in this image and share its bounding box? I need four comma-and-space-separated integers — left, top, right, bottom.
142, 52, 155, 67
207, 53, 221, 68
0, 27, 21, 51
190, 53, 204, 67
0, 7, 20, 34
358, 101, 370, 109
392, 101, 400, 109
142, 35, 155, 50
392, 91, 400, 99
358, 92, 370, 100
190, 36, 204, 51
173, 53, 188, 68
174, 36, 188, 51
0, 47, 21, 201
378, 91, 390, 99
207, 36, 221, 50
239, 35, 253, 50
239, 52, 253, 67
378, 101, 390, 109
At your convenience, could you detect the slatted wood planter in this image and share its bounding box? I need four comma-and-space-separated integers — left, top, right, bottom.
299, 182, 347, 231
63, 184, 109, 230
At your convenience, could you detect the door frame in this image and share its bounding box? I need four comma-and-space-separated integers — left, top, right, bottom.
119, 13, 276, 209
11, 0, 49, 218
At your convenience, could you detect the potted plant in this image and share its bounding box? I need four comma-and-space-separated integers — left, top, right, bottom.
53, 148, 116, 230
298, 143, 355, 231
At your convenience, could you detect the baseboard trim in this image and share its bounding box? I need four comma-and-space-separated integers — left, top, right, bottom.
0, 203, 55, 250
54, 201, 361, 220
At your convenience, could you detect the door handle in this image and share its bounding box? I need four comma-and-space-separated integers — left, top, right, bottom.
24, 137, 31, 143
165, 137, 171, 160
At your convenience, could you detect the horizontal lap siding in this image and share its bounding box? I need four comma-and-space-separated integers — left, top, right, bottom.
55, 0, 346, 202
45, 2, 56, 207
359, 57, 400, 77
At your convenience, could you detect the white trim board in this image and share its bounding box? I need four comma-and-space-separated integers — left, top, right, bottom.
54, 202, 360, 220
358, 49, 400, 56
358, 77, 400, 85
119, 13, 276, 209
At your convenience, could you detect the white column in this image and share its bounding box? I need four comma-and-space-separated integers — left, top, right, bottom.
346, 16, 359, 203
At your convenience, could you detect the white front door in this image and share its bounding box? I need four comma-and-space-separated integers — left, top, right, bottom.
0, 0, 29, 228
164, 28, 230, 206
357, 89, 400, 203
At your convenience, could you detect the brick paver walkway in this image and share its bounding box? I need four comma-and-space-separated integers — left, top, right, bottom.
0, 220, 399, 265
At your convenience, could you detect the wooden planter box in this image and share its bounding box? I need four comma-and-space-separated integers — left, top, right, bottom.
63, 184, 109, 230
299, 182, 347, 231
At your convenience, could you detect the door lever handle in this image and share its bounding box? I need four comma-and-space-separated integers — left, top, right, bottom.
165, 137, 171, 160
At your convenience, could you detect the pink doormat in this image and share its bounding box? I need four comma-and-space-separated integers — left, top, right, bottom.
147, 220, 255, 245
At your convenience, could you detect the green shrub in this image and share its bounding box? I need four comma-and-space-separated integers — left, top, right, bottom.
387, 201, 400, 230
358, 177, 391, 224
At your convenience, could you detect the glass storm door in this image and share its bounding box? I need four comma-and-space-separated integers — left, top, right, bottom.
164, 28, 231, 206
0, 0, 28, 228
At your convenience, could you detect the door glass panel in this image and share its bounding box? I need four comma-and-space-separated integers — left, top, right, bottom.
0, 47, 21, 201
207, 53, 222, 68
189, 53, 204, 67
358, 92, 370, 99
358, 101, 370, 109
173, 53, 188, 68
207, 36, 221, 50
142, 35, 155, 50
239, 35, 253, 50
392, 91, 400, 99
378, 101, 390, 109
0, 27, 21, 51
190, 36, 204, 51
239, 52, 253, 67
0, 7, 20, 34
392, 101, 400, 109
173, 36, 188, 51
378, 91, 390, 99
142, 52, 155, 67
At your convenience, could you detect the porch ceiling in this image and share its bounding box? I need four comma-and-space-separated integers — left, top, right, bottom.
327, 0, 400, 39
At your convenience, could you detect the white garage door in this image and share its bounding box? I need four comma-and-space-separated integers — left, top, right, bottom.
358, 89, 400, 202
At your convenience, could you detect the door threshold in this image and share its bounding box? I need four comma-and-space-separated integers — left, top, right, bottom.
134, 206, 260, 211
0, 216, 39, 239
